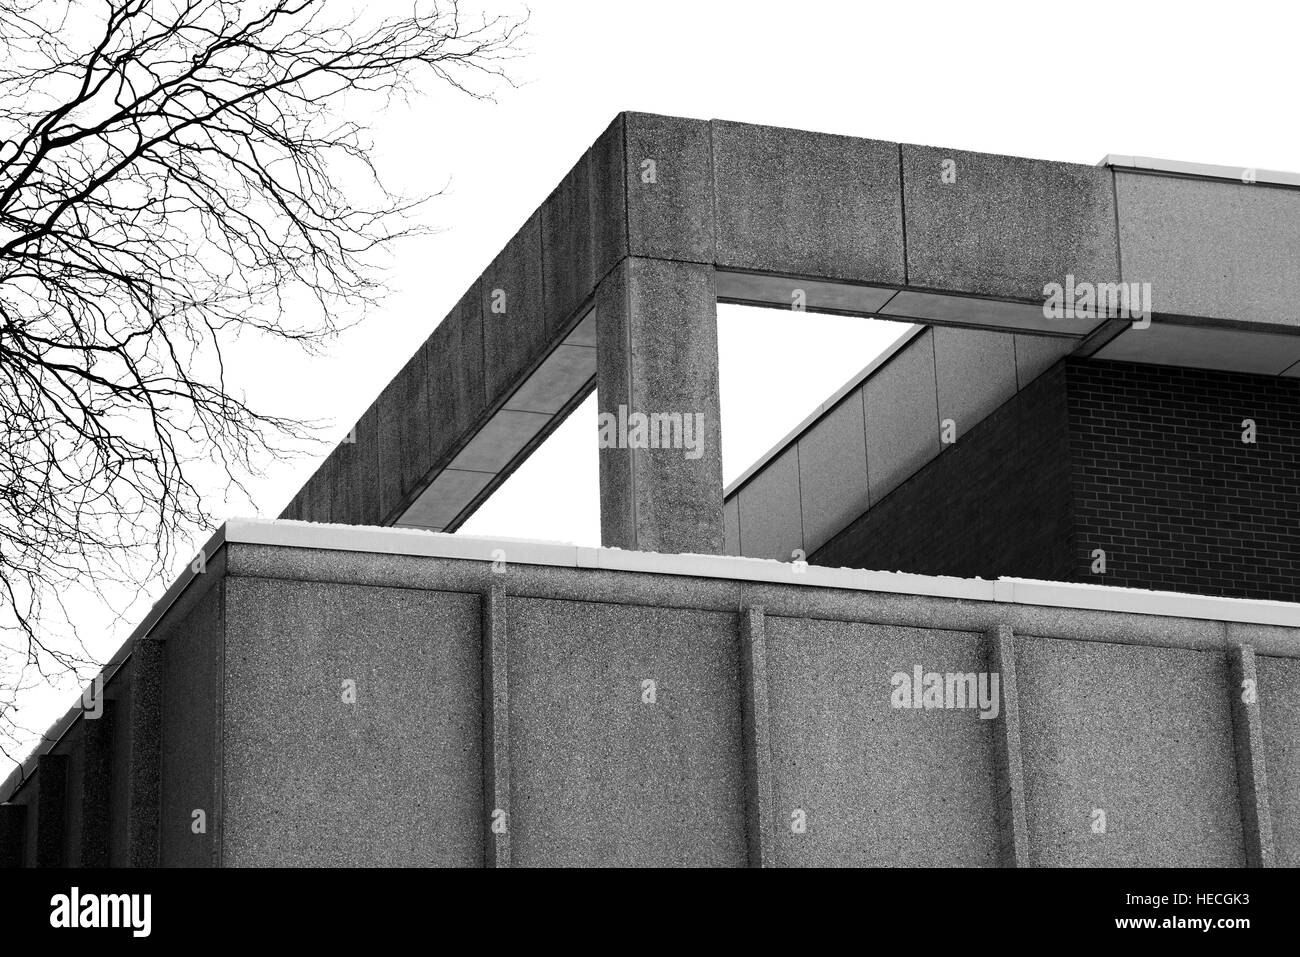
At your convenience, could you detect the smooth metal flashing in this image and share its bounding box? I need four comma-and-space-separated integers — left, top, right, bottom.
227, 519, 1300, 629
1100, 154, 1300, 189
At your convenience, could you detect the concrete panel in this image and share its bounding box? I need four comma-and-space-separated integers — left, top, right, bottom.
864, 329, 941, 503
712, 120, 904, 284
378, 345, 429, 519
1115, 172, 1300, 327
222, 578, 483, 867
738, 446, 803, 561
902, 144, 1119, 300
506, 597, 746, 867
1258, 654, 1300, 867
160, 583, 222, 867
1014, 334, 1075, 389
1016, 637, 1243, 866
1095, 322, 1300, 376
933, 325, 1017, 435
797, 392, 870, 553
765, 617, 1001, 866
483, 213, 547, 406
397, 468, 493, 531
504, 343, 596, 415
723, 495, 741, 557
448, 409, 551, 473
624, 112, 714, 263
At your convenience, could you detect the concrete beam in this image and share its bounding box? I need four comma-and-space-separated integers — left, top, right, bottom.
280, 113, 1300, 543
80, 699, 114, 867
595, 257, 725, 553
988, 625, 1030, 867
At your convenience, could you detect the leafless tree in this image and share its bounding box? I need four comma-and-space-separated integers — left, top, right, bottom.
0, 0, 522, 759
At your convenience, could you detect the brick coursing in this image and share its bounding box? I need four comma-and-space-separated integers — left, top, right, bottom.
813, 358, 1300, 603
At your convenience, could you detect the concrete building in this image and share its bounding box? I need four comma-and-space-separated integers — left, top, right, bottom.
1, 113, 1297, 867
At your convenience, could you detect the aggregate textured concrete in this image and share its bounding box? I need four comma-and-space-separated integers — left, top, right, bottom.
1013, 334, 1074, 389
711, 120, 905, 284
59, 727, 84, 866
128, 638, 164, 868
765, 617, 1001, 866
595, 258, 725, 554
1016, 637, 1244, 866
506, 597, 746, 867
483, 212, 547, 407
624, 113, 714, 263
160, 583, 222, 867
1114, 172, 1300, 327
222, 578, 483, 866
0, 804, 24, 867
901, 144, 1119, 300
108, 661, 133, 867
79, 700, 114, 867
35, 754, 67, 867
1257, 654, 1300, 866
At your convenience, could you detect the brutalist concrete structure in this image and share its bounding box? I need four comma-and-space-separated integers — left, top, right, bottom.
1, 114, 1297, 867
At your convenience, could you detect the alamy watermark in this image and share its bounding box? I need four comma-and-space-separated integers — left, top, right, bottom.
597, 405, 705, 460
890, 665, 1001, 719
1043, 275, 1151, 328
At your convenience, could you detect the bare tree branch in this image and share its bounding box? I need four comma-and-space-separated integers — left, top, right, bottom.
0, 0, 523, 753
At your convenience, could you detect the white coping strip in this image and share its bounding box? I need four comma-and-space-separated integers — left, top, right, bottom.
232, 519, 1300, 628
4, 517, 1298, 802
1100, 154, 1300, 188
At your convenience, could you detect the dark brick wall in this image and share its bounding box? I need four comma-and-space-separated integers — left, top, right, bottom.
1068, 360, 1300, 602
813, 362, 1074, 581
813, 357, 1300, 603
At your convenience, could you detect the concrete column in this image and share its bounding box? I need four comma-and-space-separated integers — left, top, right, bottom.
128, 638, 164, 868
1228, 643, 1275, 867
595, 257, 725, 554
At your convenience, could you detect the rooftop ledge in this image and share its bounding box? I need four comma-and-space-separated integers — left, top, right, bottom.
221, 519, 1297, 627
3, 517, 1296, 803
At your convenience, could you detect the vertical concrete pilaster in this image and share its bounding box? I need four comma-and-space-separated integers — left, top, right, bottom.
0, 803, 26, 867
35, 754, 68, 867
595, 257, 725, 555
81, 699, 115, 868
482, 585, 512, 868
988, 625, 1030, 867
128, 638, 164, 868
740, 606, 775, 867
1228, 642, 1274, 867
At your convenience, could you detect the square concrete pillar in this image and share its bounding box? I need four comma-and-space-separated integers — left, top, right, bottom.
596, 257, 724, 554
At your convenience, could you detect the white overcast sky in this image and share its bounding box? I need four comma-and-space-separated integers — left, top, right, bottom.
6, 0, 1298, 761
